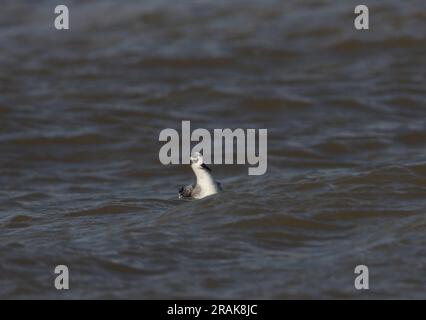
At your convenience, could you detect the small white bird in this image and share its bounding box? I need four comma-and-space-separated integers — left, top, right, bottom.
179, 152, 222, 199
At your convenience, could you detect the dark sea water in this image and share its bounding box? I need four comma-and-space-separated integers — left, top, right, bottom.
1, 0, 426, 299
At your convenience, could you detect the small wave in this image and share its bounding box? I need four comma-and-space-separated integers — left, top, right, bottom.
316, 210, 416, 221
3, 215, 34, 229
11, 133, 110, 146
66, 204, 142, 218
396, 130, 426, 146
331, 36, 425, 52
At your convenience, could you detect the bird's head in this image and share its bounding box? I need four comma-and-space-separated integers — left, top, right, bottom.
190, 152, 211, 171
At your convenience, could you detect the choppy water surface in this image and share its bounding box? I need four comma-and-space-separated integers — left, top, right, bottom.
1, 0, 426, 299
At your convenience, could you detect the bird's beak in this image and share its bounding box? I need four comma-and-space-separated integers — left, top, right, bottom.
200, 163, 211, 171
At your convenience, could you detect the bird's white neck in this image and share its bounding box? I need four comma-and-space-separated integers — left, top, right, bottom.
191, 164, 218, 197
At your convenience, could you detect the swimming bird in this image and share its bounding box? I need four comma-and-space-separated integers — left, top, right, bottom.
178, 152, 222, 199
